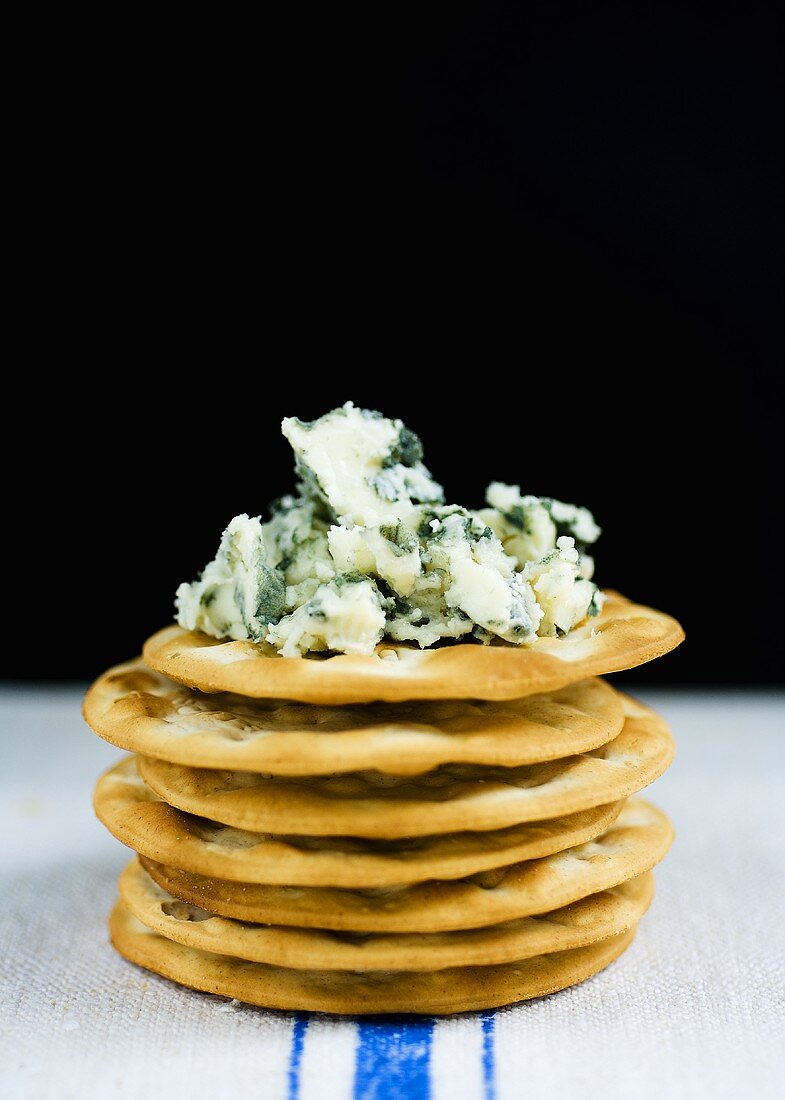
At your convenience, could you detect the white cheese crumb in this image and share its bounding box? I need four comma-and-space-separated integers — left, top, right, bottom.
267, 576, 386, 657
176, 515, 284, 642
282, 402, 443, 527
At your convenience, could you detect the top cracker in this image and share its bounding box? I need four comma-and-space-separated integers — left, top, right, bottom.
144, 591, 683, 703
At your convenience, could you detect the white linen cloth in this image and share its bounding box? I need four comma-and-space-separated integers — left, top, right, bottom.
1, 685, 783, 1100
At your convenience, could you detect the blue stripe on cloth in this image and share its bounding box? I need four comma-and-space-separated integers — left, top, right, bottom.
353, 1018, 436, 1100
286, 1014, 309, 1100
480, 1012, 496, 1100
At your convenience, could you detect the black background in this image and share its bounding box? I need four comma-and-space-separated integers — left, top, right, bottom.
5, 2, 783, 683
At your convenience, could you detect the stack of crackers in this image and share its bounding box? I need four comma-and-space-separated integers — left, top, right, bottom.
84, 592, 683, 1013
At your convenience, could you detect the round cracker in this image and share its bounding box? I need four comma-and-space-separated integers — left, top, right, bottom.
137, 695, 673, 838
142, 591, 684, 704
110, 902, 636, 1014
84, 665, 623, 776
120, 858, 653, 971
94, 757, 624, 887
140, 799, 673, 932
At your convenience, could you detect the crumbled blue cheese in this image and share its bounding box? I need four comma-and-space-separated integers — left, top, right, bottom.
424, 511, 542, 643
522, 536, 599, 636
175, 406, 604, 656
328, 522, 421, 597
385, 578, 475, 648
544, 499, 600, 581
175, 515, 285, 642
482, 483, 600, 581
261, 497, 335, 610
546, 499, 601, 548
265, 575, 386, 657
481, 483, 558, 567
282, 402, 443, 526
262, 496, 321, 568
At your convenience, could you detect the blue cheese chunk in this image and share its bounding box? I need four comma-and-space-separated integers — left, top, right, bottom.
385, 572, 476, 648
522, 536, 600, 636
544, 499, 600, 580
547, 499, 601, 548
263, 496, 320, 568
428, 512, 543, 644
328, 521, 422, 597
266, 575, 386, 657
175, 515, 285, 643
482, 483, 600, 580
282, 402, 443, 526
481, 483, 558, 567
262, 496, 335, 610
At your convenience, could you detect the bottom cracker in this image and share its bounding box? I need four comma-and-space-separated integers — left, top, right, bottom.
109, 901, 636, 1015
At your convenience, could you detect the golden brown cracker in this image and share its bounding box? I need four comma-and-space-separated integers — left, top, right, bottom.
110, 901, 636, 1014
120, 858, 653, 971
94, 757, 623, 887
143, 592, 684, 704
85, 665, 623, 776
140, 800, 672, 932
137, 695, 673, 837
